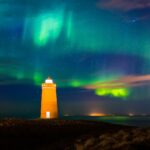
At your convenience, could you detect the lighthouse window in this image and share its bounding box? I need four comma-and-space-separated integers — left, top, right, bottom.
46, 111, 50, 118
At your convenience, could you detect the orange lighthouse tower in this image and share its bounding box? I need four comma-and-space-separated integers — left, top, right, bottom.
40, 77, 58, 119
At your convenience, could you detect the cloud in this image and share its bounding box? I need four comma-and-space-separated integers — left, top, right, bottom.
84, 75, 150, 89
97, 0, 150, 12
97, 0, 150, 22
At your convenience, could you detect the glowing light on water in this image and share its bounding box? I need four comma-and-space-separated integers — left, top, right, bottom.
128, 113, 134, 116
89, 113, 106, 116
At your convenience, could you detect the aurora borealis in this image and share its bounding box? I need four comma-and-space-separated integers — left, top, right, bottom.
0, 0, 150, 118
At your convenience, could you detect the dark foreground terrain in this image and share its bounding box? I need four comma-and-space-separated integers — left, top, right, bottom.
0, 119, 150, 150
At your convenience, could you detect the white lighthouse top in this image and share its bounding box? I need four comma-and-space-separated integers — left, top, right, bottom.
45, 77, 53, 84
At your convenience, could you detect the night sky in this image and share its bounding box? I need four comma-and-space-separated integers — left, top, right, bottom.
0, 0, 150, 118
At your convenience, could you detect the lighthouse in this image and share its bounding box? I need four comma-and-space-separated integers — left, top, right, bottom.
40, 77, 58, 119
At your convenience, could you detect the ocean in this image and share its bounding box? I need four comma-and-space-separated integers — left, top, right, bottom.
62, 116, 150, 127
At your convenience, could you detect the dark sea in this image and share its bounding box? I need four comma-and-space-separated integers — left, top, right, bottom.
62, 116, 150, 127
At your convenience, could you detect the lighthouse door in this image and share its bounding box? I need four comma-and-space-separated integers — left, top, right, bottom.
46, 111, 50, 118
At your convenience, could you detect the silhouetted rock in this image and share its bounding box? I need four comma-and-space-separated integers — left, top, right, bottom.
0, 119, 149, 150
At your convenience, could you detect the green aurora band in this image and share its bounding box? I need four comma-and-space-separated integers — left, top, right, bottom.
95, 88, 130, 98
0, 0, 150, 101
